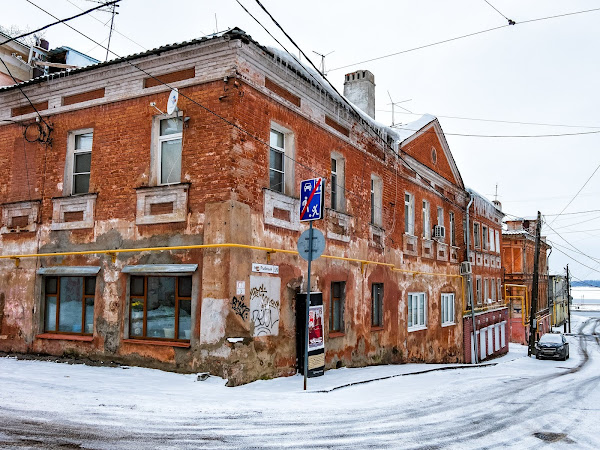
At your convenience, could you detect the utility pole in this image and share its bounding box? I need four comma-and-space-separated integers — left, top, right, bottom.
566, 264, 571, 334
528, 211, 542, 356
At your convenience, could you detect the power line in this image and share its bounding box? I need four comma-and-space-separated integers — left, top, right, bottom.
548, 244, 600, 276
545, 209, 600, 217
375, 109, 600, 130
329, 6, 600, 72
0, 1, 119, 47
548, 160, 600, 226
483, 0, 516, 25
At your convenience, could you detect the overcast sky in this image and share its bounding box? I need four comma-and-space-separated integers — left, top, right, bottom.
3, 0, 600, 279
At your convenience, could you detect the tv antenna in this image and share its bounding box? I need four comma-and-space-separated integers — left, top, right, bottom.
312, 50, 334, 76
387, 91, 412, 127
149, 89, 179, 116
84, 0, 119, 62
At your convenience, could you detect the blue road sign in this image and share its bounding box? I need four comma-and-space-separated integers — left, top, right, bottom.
300, 178, 324, 221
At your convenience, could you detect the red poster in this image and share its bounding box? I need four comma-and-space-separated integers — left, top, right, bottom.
308, 305, 324, 350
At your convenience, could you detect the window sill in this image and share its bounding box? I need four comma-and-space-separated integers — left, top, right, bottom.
36, 333, 93, 342
329, 331, 345, 338
123, 338, 190, 348
371, 326, 384, 332
442, 322, 456, 328
408, 326, 427, 333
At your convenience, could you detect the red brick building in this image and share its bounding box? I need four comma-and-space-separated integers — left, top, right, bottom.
463, 190, 508, 363
502, 218, 551, 344
0, 29, 472, 384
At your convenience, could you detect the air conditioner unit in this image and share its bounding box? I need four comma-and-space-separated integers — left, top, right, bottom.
460, 261, 472, 275
433, 225, 445, 239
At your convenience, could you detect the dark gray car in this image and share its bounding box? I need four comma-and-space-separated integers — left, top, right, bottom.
535, 333, 569, 360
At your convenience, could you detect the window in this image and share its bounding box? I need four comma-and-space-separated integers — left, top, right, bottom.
489, 227, 496, 252
491, 279, 496, 302
269, 129, 285, 193
474, 223, 481, 248
269, 124, 295, 195
44, 276, 95, 334
371, 283, 384, 328
330, 282, 345, 333
482, 225, 488, 250
65, 130, 93, 195
484, 278, 489, 302
371, 175, 383, 226
476, 277, 482, 305
408, 292, 427, 330
330, 154, 345, 211
405, 193, 415, 235
422, 200, 431, 239
441, 293, 455, 326
129, 276, 192, 340
437, 207, 444, 227
495, 230, 500, 254
157, 117, 183, 185
449, 211, 456, 246
497, 278, 502, 301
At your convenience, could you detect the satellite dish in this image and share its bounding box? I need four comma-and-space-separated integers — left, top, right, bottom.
166, 88, 179, 114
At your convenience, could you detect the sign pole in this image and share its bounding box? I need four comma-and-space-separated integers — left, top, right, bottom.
304, 220, 313, 391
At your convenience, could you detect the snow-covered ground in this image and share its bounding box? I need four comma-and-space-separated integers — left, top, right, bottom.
1, 314, 598, 449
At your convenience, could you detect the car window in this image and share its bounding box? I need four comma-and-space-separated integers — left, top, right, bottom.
539, 334, 563, 344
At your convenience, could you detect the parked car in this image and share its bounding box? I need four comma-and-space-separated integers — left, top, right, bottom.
535, 333, 569, 360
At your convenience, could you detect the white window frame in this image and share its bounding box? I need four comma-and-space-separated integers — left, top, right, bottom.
408, 292, 427, 331
495, 230, 500, 254
151, 113, 184, 186
476, 276, 482, 305
473, 222, 481, 248
491, 278, 496, 302
64, 128, 93, 196
449, 211, 456, 246
482, 224, 489, 250
484, 278, 489, 303
497, 278, 502, 301
437, 206, 444, 227
404, 192, 415, 235
371, 174, 383, 226
269, 122, 295, 196
441, 293, 455, 326
330, 153, 346, 212
422, 200, 430, 239
489, 227, 496, 252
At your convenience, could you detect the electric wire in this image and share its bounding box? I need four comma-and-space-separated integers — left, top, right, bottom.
548, 160, 600, 226
329, 7, 600, 72
376, 110, 600, 130
0, 1, 119, 47
483, 0, 515, 24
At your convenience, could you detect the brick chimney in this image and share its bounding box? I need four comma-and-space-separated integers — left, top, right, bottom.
343, 70, 375, 119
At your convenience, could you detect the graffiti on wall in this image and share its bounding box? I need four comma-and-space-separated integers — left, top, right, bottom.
249, 275, 281, 336
231, 295, 250, 320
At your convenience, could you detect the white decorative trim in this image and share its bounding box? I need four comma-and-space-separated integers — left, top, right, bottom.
422, 239, 434, 259
369, 224, 385, 249
135, 184, 188, 225
326, 209, 351, 242
436, 241, 448, 261
1, 200, 39, 233
450, 246, 459, 263
403, 233, 418, 256
263, 189, 299, 231
476, 253, 483, 266
483, 254, 490, 267
51, 194, 96, 230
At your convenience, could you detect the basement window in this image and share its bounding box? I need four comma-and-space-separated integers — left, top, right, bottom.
44, 276, 96, 335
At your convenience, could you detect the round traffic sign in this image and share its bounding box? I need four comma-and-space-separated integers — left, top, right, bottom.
297, 228, 326, 262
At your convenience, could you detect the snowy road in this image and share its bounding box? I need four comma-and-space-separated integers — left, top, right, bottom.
1, 316, 599, 449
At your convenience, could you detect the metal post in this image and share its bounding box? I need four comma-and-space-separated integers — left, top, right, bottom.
528, 211, 542, 356
566, 264, 571, 334
304, 221, 313, 391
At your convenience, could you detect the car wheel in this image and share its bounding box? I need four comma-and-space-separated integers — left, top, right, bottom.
536, 353, 540, 360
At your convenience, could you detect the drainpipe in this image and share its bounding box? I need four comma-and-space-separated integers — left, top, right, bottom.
465, 193, 478, 363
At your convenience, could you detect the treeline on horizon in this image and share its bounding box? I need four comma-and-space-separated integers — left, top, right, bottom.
571, 280, 600, 288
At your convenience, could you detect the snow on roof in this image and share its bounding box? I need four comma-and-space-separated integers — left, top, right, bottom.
467, 187, 503, 219
393, 114, 437, 143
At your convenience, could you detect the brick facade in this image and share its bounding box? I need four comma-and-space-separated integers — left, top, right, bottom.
0, 29, 490, 384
